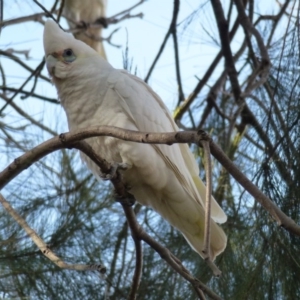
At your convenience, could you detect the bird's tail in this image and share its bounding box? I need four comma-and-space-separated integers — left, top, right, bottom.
145, 188, 227, 261
182, 215, 227, 261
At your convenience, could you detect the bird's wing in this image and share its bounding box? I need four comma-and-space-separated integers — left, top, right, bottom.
107, 69, 227, 223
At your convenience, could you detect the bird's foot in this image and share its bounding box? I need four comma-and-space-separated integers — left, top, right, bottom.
77, 20, 89, 30
95, 17, 108, 28
115, 192, 136, 206
100, 162, 129, 180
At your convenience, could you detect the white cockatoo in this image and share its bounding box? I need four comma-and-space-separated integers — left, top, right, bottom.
43, 20, 227, 260
62, 0, 107, 58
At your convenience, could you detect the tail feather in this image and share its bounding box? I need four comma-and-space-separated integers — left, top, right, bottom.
169, 201, 227, 260
182, 219, 227, 260
136, 185, 227, 261
177, 143, 227, 225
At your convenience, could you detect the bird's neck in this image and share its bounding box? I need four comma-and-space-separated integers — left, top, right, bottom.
55, 75, 106, 130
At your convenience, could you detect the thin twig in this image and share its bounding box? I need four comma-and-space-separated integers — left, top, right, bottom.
122, 206, 143, 300
33, 0, 58, 23
0, 93, 57, 136
210, 0, 241, 103
0, 194, 106, 274
0, 12, 47, 27
0, 62, 6, 89
0, 0, 3, 36
56, 0, 64, 22
0, 87, 59, 104
110, 0, 145, 19
50, 0, 59, 14
0, 50, 49, 82
200, 141, 212, 259
234, 0, 270, 62
71, 142, 143, 299
73, 27, 121, 48
170, 0, 185, 105
174, 11, 242, 122
4, 48, 30, 59
197, 71, 228, 129
200, 137, 221, 276
209, 0, 293, 184
0, 60, 45, 114
66, 13, 143, 32
233, 0, 271, 94
122, 205, 221, 299
144, 0, 181, 82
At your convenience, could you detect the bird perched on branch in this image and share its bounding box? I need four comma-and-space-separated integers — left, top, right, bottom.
43, 20, 227, 260
62, 0, 107, 58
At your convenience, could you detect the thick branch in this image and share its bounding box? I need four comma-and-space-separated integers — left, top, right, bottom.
1, 126, 299, 237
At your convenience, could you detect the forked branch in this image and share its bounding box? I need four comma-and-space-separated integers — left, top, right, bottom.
1, 126, 299, 236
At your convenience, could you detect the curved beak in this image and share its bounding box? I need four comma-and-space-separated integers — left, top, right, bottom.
46, 54, 57, 76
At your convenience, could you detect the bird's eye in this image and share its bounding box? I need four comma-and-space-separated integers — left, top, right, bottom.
62, 48, 76, 62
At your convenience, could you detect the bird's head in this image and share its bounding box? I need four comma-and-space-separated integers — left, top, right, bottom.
43, 20, 100, 81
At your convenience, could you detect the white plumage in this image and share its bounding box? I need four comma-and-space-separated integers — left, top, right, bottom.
43, 20, 227, 260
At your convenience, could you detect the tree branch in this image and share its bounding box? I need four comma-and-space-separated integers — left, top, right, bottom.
0, 12, 49, 27
209, 0, 293, 184
0, 60, 45, 114
122, 205, 221, 299
0, 87, 59, 104
121, 206, 143, 300
1, 126, 299, 236
0, 193, 106, 275
71, 142, 142, 299
201, 140, 216, 270
210, 0, 242, 103
0, 128, 233, 299
0, 50, 49, 82
144, 0, 180, 83
174, 5, 243, 121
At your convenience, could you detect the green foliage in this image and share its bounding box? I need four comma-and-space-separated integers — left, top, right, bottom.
0, 1, 300, 299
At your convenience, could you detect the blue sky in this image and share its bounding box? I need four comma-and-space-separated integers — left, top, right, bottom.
1, 0, 227, 112
0, 0, 281, 171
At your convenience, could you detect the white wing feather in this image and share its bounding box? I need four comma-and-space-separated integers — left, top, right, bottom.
111, 70, 227, 223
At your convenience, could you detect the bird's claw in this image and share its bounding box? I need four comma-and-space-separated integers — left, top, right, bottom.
115, 194, 136, 206
95, 17, 108, 28
100, 162, 129, 180
77, 20, 89, 30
